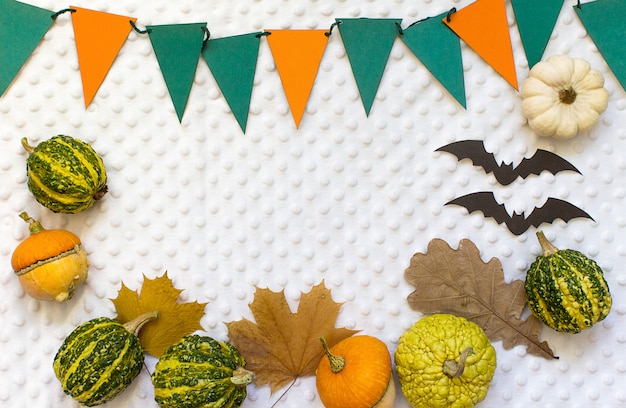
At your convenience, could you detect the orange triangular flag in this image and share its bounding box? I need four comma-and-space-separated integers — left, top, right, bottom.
71, 7, 136, 107
266, 30, 328, 128
444, 0, 518, 90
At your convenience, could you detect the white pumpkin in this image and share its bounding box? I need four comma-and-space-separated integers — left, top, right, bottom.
521, 55, 609, 139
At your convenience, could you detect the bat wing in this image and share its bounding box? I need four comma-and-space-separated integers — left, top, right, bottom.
436, 140, 516, 185
526, 198, 594, 229
446, 191, 512, 226
515, 149, 581, 179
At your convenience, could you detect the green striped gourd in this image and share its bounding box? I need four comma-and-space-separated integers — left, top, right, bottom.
22, 135, 108, 213
152, 335, 254, 408
53, 312, 158, 406
524, 231, 612, 333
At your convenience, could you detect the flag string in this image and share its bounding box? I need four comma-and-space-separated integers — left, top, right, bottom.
325, 21, 341, 37
446, 7, 457, 22
201, 26, 210, 46
50, 8, 75, 20
129, 20, 151, 34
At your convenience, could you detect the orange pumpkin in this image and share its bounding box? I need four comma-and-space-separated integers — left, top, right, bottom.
11, 212, 89, 301
315, 335, 396, 408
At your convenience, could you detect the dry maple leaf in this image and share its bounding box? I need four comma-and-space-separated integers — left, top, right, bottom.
226, 281, 358, 394
111, 272, 207, 357
405, 238, 556, 360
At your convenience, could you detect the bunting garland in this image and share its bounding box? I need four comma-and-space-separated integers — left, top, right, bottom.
336, 18, 402, 116
71, 7, 137, 107
202, 32, 263, 133
574, 0, 626, 91
510, 0, 564, 68
1, 0, 625, 129
267, 30, 329, 128
400, 11, 466, 108
147, 23, 207, 122
443, 0, 519, 90
0, 0, 54, 96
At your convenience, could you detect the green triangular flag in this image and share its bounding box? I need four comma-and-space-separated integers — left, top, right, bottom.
0, 0, 54, 96
401, 13, 466, 108
337, 18, 401, 116
575, 0, 626, 91
511, 0, 564, 67
202, 32, 262, 133
147, 22, 206, 122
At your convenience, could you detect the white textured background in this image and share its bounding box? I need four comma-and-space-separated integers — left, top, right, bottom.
1, 0, 625, 407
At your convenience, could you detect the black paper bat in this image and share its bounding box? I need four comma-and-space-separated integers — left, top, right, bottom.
446, 191, 594, 235
436, 140, 581, 185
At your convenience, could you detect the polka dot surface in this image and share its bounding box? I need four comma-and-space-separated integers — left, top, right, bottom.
1, 0, 625, 407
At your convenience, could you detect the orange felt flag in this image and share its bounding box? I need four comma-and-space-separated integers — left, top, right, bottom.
267, 30, 328, 128
71, 7, 136, 107
444, 0, 518, 90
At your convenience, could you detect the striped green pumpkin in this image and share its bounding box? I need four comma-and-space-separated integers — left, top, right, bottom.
152, 335, 254, 408
22, 135, 107, 213
524, 231, 612, 333
53, 312, 157, 406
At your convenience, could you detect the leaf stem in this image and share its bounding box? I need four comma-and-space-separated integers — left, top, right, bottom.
270, 377, 297, 408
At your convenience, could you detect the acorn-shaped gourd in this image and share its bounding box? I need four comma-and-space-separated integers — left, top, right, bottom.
11, 212, 89, 301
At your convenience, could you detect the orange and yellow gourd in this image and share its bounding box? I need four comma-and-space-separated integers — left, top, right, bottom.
11, 212, 89, 301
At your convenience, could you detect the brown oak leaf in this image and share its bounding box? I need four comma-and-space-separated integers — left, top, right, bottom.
405, 238, 556, 360
111, 272, 207, 357
226, 281, 358, 394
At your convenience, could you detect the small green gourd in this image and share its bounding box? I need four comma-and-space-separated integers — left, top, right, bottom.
152, 335, 254, 408
524, 231, 612, 333
22, 135, 108, 213
53, 312, 158, 406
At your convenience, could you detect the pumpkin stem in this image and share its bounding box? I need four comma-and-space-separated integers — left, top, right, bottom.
536, 230, 559, 257
230, 367, 255, 387
122, 311, 159, 336
319, 337, 345, 373
19, 212, 45, 235
442, 347, 474, 378
558, 84, 577, 105
21, 137, 35, 154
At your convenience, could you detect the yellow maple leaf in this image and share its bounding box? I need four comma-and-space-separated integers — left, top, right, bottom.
111, 272, 207, 357
226, 281, 358, 394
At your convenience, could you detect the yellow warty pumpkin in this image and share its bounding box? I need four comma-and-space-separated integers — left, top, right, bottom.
395, 314, 496, 408
521, 54, 609, 139
11, 212, 89, 301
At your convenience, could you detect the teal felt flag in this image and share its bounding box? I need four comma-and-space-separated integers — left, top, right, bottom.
511, 0, 564, 68
401, 12, 466, 108
336, 18, 401, 116
202, 32, 262, 133
148, 23, 207, 122
0, 0, 54, 96
575, 0, 626, 91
